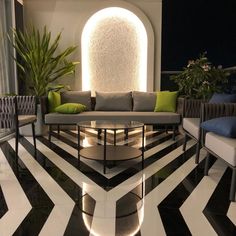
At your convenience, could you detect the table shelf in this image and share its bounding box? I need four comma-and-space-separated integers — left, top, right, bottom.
80, 145, 142, 161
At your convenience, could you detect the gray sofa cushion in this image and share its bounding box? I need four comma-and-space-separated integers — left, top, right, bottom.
45, 111, 180, 124
95, 91, 132, 111
132, 91, 156, 111
61, 91, 91, 110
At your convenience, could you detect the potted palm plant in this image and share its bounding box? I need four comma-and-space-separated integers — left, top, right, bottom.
9, 25, 79, 135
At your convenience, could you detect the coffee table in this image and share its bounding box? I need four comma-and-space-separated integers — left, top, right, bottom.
77, 120, 145, 174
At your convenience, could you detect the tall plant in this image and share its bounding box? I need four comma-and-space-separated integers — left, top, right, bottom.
171, 53, 229, 99
9, 26, 79, 96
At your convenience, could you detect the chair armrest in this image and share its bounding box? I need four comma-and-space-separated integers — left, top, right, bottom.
176, 97, 184, 116
183, 98, 207, 118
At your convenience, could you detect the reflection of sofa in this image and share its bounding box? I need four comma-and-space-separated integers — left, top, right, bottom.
41, 91, 182, 140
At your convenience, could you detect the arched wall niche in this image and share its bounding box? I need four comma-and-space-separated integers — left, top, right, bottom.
81, 1, 154, 94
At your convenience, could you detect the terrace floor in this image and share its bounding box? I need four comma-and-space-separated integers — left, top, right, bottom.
0, 127, 235, 235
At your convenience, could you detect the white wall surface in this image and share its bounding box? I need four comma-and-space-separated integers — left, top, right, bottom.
23, 0, 162, 91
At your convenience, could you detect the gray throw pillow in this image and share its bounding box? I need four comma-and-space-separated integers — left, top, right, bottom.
61, 91, 91, 110
95, 91, 132, 111
132, 91, 156, 111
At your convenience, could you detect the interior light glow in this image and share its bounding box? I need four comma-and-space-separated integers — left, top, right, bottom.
81, 174, 145, 236
81, 7, 147, 93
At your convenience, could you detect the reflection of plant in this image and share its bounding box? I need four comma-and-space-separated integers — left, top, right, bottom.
171, 52, 229, 99
9, 26, 79, 97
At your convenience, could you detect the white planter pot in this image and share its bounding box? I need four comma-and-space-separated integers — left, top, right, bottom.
20, 104, 48, 136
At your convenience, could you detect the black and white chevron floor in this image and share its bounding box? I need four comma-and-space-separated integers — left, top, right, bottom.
0, 127, 235, 236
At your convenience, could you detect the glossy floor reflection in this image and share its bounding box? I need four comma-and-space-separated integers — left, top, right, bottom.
0, 128, 235, 236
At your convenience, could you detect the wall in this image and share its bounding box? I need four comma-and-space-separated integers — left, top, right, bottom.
23, 0, 162, 91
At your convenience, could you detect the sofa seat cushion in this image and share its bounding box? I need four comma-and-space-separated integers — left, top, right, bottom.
205, 132, 236, 167
183, 118, 200, 139
45, 111, 180, 125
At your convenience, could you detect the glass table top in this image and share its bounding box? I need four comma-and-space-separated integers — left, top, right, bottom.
77, 120, 144, 130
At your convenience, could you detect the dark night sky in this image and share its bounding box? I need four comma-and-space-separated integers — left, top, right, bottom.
161, 0, 236, 71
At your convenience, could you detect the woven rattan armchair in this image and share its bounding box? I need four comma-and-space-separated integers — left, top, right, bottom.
182, 98, 207, 163
0, 96, 37, 160
202, 103, 236, 201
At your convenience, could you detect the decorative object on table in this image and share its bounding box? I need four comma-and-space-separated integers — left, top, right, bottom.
171, 52, 229, 99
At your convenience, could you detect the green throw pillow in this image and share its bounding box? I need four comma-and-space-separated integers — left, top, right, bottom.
154, 91, 178, 112
55, 103, 86, 114
48, 91, 61, 112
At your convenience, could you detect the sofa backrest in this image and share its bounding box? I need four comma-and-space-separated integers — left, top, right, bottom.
132, 91, 156, 111
95, 91, 132, 111
61, 91, 92, 111
42, 90, 183, 113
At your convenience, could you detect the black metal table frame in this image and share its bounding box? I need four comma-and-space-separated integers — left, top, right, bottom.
77, 123, 145, 174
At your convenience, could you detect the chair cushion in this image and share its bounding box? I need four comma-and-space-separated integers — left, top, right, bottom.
132, 91, 156, 111
18, 115, 37, 126
55, 103, 86, 114
154, 91, 178, 112
201, 116, 236, 138
183, 118, 200, 139
95, 91, 132, 111
205, 132, 236, 166
60, 91, 91, 110
209, 93, 236, 103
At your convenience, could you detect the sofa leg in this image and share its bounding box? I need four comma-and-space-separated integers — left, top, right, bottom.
204, 152, 210, 176
78, 125, 81, 168
230, 169, 236, 202
195, 141, 201, 164
98, 129, 102, 139
125, 128, 128, 140
172, 125, 176, 140
183, 133, 187, 151
32, 122, 37, 158
48, 125, 52, 143
57, 125, 60, 137
165, 125, 168, 134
